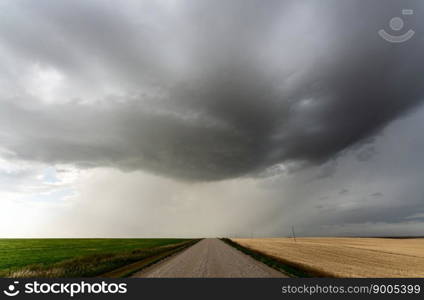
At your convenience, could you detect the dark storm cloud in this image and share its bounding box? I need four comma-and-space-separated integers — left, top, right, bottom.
1, 0, 424, 181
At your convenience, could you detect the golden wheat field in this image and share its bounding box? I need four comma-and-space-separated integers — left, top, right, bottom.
232, 237, 424, 277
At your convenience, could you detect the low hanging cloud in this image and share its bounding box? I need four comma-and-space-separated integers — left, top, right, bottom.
1, 0, 423, 181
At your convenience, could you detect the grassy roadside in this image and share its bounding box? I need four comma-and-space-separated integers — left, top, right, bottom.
0, 238, 187, 273
100, 239, 200, 278
4, 239, 199, 278
221, 238, 315, 278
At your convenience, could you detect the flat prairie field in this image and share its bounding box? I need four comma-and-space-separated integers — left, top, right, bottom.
232, 237, 424, 277
0, 238, 188, 277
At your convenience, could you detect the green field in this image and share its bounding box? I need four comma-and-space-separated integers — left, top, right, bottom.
0, 238, 189, 277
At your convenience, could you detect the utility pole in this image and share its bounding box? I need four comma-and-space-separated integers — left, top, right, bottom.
291, 225, 297, 242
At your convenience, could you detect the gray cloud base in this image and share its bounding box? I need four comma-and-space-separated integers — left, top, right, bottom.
1, 0, 424, 181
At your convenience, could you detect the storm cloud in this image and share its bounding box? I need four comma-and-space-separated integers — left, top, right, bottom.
1, 0, 424, 181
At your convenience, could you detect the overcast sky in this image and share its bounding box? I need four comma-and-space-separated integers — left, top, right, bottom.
1, 0, 424, 237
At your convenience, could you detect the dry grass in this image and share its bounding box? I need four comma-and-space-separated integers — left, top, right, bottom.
232, 237, 424, 277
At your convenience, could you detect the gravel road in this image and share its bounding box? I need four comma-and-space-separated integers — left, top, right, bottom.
132, 238, 286, 277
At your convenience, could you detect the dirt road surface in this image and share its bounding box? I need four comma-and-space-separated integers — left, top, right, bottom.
132, 238, 286, 277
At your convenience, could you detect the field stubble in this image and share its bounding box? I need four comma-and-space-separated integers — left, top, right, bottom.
233, 237, 424, 277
